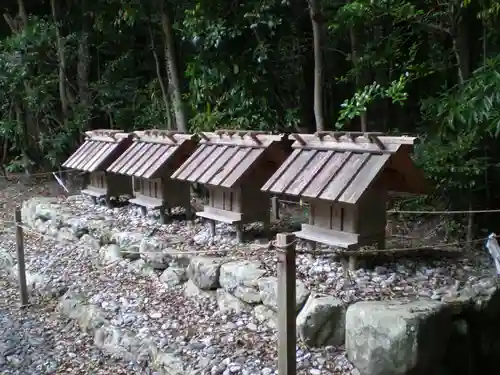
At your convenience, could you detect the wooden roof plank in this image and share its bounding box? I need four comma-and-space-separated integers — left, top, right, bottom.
170, 145, 207, 180
286, 150, 335, 196
338, 153, 391, 204
220, 148, 265, 188
143, 145, 178, 179
302, 152, 351, 199
119, 143, 150, 175
86, 143, 118, 172
63, 140, 93, 168
319, 153, 371, 202
208, 147, 252, 186
65, 141, 97, 169
136, 144, 171, 178
197, 145, 234, 184
185, 145, 227, 183
128, 143, 164, 177
81, 142, 114, 172
261, 148, 301, 192
70, 141, 102, 170
108, 143, 142, 173
266, 149, 317, 194
177, 145, 216, 181
125, 143, 161, 176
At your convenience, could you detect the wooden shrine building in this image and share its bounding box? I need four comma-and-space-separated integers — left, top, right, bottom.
261, 131, 428, 258
62, 129, 134, 204
171, 130, 291, 242
107, 130, 197, 223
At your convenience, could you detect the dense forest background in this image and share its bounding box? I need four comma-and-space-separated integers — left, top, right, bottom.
1, 0, 500, 216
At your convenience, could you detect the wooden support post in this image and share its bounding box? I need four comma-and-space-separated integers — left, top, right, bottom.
235, 222, 244, 243
208, 220, 216, 237
140, 206, 148, 216
276, 232, 296, 375
348, 256, 357, 271
306, 208, 316, 251
82, 173, 90, 190
271, 196, 280, 222
15, 208, 29, 307
159, 208, 167, 224
185, 203, 193, 220
466, 206, 473, 251
105, 196, 113, 208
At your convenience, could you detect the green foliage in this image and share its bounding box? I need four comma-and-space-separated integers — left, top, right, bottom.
336, 74, 409, 128
0, 0, 500, 215
414, 57, 500, 205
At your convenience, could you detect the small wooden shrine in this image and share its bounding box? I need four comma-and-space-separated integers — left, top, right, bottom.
261, 131, 428, 259
107, 130, 197, 223
62, 129, 134, 204
171, 130, 291, 242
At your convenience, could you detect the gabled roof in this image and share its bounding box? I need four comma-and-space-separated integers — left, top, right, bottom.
107, 130, 197, 179
261, 132, 428, 204
62, 130, 132, 172
171, 131, 288, 188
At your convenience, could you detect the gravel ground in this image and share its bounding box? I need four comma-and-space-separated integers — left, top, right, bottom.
0, 177, 152, 375
0, 176, 496, 374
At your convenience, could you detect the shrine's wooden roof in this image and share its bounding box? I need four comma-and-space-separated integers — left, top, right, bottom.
107, 130, 197, 179
62, 130, 132, 172
171, 130, 289, 188
261, 132, 428, 204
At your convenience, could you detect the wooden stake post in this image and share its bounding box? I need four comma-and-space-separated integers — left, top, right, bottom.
276, 232, 297, 375
15, 208, 29, 306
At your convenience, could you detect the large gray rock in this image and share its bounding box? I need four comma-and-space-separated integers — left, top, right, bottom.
296, 295, 346, 347
216, 288, 251, 313
184, 280, 216, 300
65, 217, 89, 238
58, 292, 185, 374
112, 232, 143, 261
139, 237, 191, 270
100, 244, 123, 265
160, 267, 187, 287
21, 197, 60, 227
80, 234, 101, 249
257, 276, 310, 312
128, 259, 156, 277
186, 257, 223, 290
56, 227, 78, 243
253, 305, 277, 329
219, 260, 266, 304
345, 300, 448, 375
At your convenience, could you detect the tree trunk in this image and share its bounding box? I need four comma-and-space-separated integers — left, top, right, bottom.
160, 5, 188, 133
77, 0, 91, 138
147, 18, 172, 129
292, 0, 315, 133
50, 0, 70, 123
308, 0, 325, 132
349, 25, 367, 131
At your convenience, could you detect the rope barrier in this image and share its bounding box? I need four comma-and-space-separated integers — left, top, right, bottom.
277, 198, 500, 215
0, 214, 486, 258
0, 168, 78, 179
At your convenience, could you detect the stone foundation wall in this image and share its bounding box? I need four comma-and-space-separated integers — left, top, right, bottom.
18, 197, 500, 375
